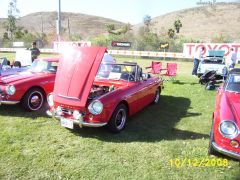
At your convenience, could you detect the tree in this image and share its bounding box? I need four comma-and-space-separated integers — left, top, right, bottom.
143, 15, 151, 32
106, 23, 132, 35
135, 26, 160, 51
168, 28, 175, 38
15, 26, 25, 39
121, 23, 132, 34
3, 15, 17, 39
174, 19, 182, 33
106, 24, 115, 33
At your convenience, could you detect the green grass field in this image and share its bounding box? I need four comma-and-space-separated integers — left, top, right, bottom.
0, 52, 239, 179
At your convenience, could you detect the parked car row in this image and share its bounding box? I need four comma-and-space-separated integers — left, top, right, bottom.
0, 47, 163, 133
0, 47, 239, 161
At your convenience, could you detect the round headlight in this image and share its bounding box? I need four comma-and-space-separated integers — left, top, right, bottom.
6, 85, 16, 95
73, 110, 82, 120
47, 93, 54, 107
88, 100, 103, 115
56, 106, 63, 116
219, 121, 238, 139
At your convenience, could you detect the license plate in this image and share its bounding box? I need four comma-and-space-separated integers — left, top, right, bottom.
60, 118, 74, 129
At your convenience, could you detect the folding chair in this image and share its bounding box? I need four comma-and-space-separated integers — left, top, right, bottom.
161, 63, 177, 81
146, 61, 163, 75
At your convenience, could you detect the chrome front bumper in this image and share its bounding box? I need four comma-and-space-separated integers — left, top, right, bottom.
46, 110, 107, 128
0, 100, 20, 105
212, 142, 240, 161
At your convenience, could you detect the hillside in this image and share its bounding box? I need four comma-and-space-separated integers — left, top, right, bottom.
134, 3, 240, 42
0, 3, 240, 42
0, 12, 125, 40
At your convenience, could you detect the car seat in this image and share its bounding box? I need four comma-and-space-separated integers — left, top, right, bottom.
13, 61, 21, 68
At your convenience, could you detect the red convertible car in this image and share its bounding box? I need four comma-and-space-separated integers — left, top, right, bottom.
209, 68, 240, 161
47, 47, 163, 132
0, 58, 58, 111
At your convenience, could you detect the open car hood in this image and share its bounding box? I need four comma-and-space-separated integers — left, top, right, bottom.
53, 46, 106, 108
207, 50, 225, 57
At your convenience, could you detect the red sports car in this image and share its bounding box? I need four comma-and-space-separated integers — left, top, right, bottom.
209, 68, 240, 161
0, 58, 59, 111
47, 47, 163, 132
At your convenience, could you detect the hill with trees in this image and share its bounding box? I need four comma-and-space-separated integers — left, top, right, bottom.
139, 2, 240, 42
0, 3, 239, 51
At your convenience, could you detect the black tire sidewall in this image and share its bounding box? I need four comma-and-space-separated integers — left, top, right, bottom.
153, 88, 160, 104
107, 104, 128, 133
208, 119, 217, 156
22, 88, 45, 111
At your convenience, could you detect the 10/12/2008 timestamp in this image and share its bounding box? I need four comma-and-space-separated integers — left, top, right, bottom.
169, 158, 229, 168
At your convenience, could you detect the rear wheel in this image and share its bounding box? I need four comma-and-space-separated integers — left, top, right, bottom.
153, 88, 160, 104
107, 104, 128, 133
21, 88, 45, 111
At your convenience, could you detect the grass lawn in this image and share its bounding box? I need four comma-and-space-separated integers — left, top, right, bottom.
0, 52, 239, 179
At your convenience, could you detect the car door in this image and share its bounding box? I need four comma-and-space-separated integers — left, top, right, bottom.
137, 78, 157, 109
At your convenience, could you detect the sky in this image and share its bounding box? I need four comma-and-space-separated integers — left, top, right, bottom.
0, 0, 238, 24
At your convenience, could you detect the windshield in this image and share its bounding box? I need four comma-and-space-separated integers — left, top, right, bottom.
96, 64, 137, 81
30, 60, 58, 73
225, 74, 240, 93
0, 57, 7, 66
0, 58, 4, 65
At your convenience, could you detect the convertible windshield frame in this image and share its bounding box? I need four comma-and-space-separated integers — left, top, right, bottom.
29, 59, 58, 73
96, 63, 139, 82
224, 74, 240, 93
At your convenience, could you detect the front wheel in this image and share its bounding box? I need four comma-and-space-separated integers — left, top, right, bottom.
208, 120, 218, 156
21, 88, 45, 111
107, 104, 128, 133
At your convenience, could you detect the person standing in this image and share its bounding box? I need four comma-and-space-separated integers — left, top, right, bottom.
229, 48, 237, 69
30, 41, 40, 62
192, 46, 205, 75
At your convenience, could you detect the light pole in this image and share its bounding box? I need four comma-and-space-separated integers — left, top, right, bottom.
56, 0, 61, 41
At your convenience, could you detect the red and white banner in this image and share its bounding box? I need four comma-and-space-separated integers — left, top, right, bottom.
183, 43, 240, 57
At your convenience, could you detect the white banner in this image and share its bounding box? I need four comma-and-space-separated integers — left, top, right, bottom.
183, 43, 240, 57
53, 41, 91, 52
13, 42, 24, 47
15, 49, 32, 66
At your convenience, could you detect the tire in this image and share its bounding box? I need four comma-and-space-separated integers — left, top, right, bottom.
153, 88, 160, 104
208, 120, 218, 156
107, 104, 128, 133
21, 88, 45, 111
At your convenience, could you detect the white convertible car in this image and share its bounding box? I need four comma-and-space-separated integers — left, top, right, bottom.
197, 50, 227, 78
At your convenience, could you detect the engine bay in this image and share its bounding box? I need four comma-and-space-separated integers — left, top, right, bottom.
88, 84, 115, 100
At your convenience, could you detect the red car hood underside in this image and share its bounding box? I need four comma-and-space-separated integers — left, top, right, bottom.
222, 92, 240, 123
54, 46, 106, 108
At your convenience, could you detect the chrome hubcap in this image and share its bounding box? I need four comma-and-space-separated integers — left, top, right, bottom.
154, 90, 160, 103
31, 95, 41, 106
115, 109, 126, 130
